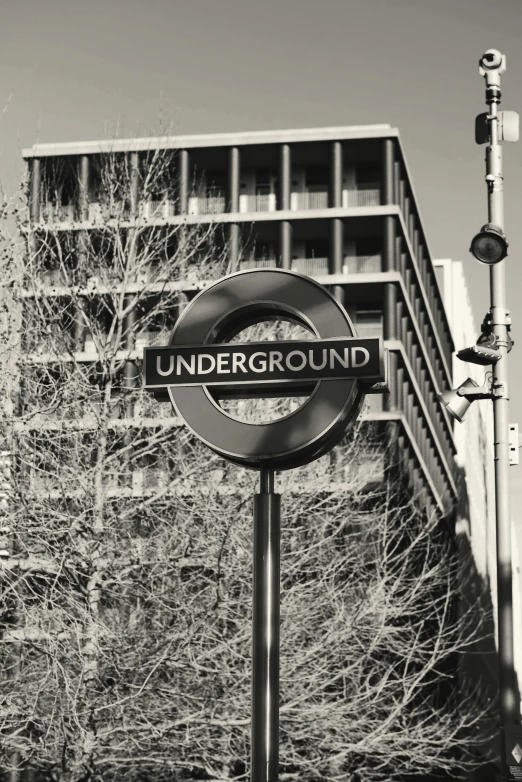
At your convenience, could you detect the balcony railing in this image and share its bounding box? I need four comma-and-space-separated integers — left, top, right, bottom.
239, 259, 278, 271
355, 322, 383, 338
40, 203, 76, 223
342, 188, 380, 207
291, 258, 329, 276
37, 188, 383, 226
290, 191, 329, 211
237, 257, 382, 277
135, 329, 171, 351
38, 268, 67, 287
137, 262, 171, 284
87, 201, 129, 222
239, 194, 277, 213
361, 395, 385, 414
343, 255, 382, 274
188, 195, 227, 215
142, 200, 169, 219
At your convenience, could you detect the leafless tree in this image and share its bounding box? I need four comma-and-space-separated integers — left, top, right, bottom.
0, 145, 495, 782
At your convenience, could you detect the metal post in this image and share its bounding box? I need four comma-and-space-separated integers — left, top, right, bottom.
479, 51, 517, 778
251, 466, 280, 782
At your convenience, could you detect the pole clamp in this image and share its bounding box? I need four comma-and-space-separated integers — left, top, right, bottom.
492, 380, 509, 400
489, 307, 511, 327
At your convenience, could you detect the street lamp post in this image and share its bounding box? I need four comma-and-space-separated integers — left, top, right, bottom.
476, 51, 518, 780
439, 49, 521, 780
463, 49, 521, 780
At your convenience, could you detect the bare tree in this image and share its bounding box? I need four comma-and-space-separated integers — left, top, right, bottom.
0, 146, 495, 782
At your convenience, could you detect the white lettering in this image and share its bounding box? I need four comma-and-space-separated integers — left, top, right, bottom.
232, 352, 247, 373
352, 347, 370, 368
269, 351, 284, 373
217, 353, 230, 373
157, 355, 175, 377
197, 354, 216, 374
249, 352, 267, 373
309, 348, 327, 371
177, 354, 196, 375
329, 348, 350, 369
286, 350, 307, 371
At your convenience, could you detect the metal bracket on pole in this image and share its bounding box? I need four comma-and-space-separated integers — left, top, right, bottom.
490, 306, 512, 327
509, 424, 519, 466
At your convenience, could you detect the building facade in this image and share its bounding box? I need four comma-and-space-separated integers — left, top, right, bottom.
22, 124, 459, 515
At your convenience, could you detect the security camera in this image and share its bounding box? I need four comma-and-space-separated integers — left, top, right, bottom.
481, 49, 504, 70
479, 49, 506, 88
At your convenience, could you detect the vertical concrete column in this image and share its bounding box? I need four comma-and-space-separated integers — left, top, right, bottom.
393, 160, 401, 206
329, 141, 342, 208
77, 156, 89, 285
227, 147, 240, 271
179, 149, 189, 214
122, 293, 138, 486
383, 216, 396, 276
73, 292, 85, 350
79, 155, 89, 221
388, 351, 398, 409
127, 152, 140, 281
395, 235, 403, 277
382, 216, 397, 338
278, 222, 292, 269
329, 218, 343, 275
124, 293, 138, 421
383, 215, 396, 412
380, 138, 394, 206
399, 180, 405, 214
177, 150, 188, 276
228, 146, 240, 213
130, 152, 140, 217
30, 158, 41, 223
330, 218, 344, 303
228, 224, 239, 271
403, 194, 410, 238
278, 144, 291, 211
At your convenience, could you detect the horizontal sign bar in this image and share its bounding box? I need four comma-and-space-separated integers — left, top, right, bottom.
143, 337, 384, 390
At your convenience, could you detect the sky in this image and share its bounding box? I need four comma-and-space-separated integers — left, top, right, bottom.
1, 0, 522, 555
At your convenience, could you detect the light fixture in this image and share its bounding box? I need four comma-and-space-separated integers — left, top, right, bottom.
470, 223, 508, 264
437, 378, 480, 422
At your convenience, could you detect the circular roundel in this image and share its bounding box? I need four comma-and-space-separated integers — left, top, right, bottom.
168, 269, 364, 470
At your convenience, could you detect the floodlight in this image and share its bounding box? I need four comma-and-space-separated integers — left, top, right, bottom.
437, 378, 481, 423
470, 224, 508, 264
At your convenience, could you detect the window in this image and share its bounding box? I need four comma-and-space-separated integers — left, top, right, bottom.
305, 167, 328, 192
356, 163, 380, 190
305, 239, 329, 258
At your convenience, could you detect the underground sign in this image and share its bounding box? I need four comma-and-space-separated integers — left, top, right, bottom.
143, 268, 386, 469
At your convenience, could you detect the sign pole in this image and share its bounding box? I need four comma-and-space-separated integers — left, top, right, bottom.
251, 466, 280, 782
143, 269, 386, 780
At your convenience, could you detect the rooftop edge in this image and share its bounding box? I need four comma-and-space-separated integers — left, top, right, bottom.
22, 124, 396, 159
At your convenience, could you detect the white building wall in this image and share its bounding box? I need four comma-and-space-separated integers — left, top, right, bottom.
434, 258, 522, 702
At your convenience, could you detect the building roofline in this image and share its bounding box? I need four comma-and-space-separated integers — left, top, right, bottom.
22, 124, 396, 159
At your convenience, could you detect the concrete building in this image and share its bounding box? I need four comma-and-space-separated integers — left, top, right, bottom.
435, 257, 522, 719
23, 124, 459, 515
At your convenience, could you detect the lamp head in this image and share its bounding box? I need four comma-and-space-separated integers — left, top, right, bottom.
470, 224, 508, 265
437, 378, 479, 423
